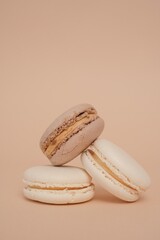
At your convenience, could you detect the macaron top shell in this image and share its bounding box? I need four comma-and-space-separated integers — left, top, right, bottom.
91, 139, 151, 191
23, 165, 92, 188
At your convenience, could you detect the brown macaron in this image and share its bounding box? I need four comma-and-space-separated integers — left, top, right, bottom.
40, 104, 104, 165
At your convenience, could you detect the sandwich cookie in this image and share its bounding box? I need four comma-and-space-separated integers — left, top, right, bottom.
40, 104, 104, 165
81, 139, 151, 202
23, 165, 95, 204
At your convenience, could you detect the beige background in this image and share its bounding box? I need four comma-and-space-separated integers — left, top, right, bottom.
1, 0, 160, 239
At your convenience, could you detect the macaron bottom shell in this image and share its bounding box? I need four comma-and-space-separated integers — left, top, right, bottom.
23, 184, 95, 204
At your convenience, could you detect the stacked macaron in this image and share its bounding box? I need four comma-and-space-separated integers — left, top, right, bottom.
23, 104, 151, 204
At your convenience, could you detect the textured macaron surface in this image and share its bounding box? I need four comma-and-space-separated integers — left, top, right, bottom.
40, 104, 96, 147
23, 165, 95, 204
23, 165, 92, 188
40, 104, 104, 165
90, 139, 151, 190
81, 139, 151, 202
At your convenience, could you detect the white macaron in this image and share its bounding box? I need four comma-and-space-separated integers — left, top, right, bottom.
23, 165, 95, 204
81, 139, 151, 202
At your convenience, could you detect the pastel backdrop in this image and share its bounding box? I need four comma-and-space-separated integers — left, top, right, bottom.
1, 1, 160, 240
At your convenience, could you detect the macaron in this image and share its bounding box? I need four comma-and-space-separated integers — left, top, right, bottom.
81, 139, 151, 202
40, 104, 104, 165
23, 165, 95, 204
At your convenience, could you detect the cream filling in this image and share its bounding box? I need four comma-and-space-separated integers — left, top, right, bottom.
25, 183, 94, 191
87, 149, 141, 192
45, 113, 97, 157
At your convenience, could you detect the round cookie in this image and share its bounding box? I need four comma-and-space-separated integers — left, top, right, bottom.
81, 139, 151, 202
40, 104, 104, 165
23, 165, 95, 204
